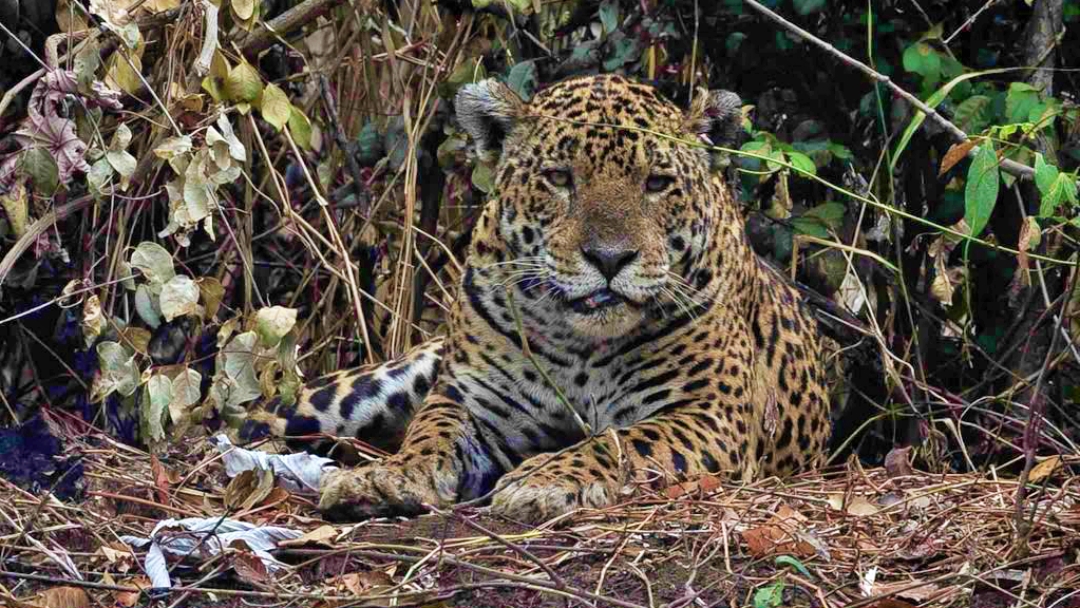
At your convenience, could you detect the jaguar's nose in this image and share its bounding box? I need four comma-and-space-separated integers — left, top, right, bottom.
581, 246, 639, 281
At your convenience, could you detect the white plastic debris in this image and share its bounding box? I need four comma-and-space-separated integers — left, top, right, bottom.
211, 434, 338, 493
120, 517, 305, 589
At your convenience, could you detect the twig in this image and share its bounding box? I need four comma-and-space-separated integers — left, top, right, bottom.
317, 74, 369, 215
1012, 262, 1075, 555
436, 507, 568, 588
236, 0, 346, 57
350, 549, 648, 608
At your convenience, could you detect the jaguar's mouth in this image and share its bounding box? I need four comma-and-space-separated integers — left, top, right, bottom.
566, 289, 634, 314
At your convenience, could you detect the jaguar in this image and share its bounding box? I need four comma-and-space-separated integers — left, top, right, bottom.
242, 74, 832, 523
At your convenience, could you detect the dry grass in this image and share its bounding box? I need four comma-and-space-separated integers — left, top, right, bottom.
1, 417, 1078, 607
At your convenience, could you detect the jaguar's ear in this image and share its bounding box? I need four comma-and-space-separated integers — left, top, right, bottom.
455, 79, 527, 162
684, 88, 743, 148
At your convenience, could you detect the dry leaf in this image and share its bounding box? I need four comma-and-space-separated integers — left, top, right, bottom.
939, 139, 978, 176
150, 454, 172, 501
742, 525, 816, 558
99, 544, 136, 573
1028, 455, 1062, 483
224, 468, 275, 511
664, 473, 722, 498
112, 575, 151, 607
827, 493, 879, 516
27, 587, 91, 608
280, 524, 339, 548
884, 446, 914, 478
337, 571, 394, 594
873, 579, 942, 602
773, 503, 808, 524
847, 496, 879, 516
867, 599, 917, 608
229, 540, 271, 584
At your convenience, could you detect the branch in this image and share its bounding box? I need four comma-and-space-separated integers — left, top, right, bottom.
741, 0, 1041, 182
235, 0, 345, 57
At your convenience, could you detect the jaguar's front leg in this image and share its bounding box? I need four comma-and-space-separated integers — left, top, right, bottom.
318, 393, 498, 520
490, 409, 750, 523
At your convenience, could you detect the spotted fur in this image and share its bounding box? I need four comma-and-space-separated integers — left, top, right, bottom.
245, 75, 832, 522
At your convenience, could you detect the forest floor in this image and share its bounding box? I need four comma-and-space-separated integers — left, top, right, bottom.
2, 412, 1078, 608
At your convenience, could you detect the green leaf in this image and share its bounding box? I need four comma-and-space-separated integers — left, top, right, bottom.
602, 34, 641, 71
792, 0, 826, 15
786, 151, 817, 176
135, 284, 162, 328
130, 242, 176, 284
288, 106, 313, 151
442, 60, 484, 98
437, 133, 468, 169
1040, 172, 1079, 217
154, 135, 193, 160
774, 555, 811, 578
143, 373, 173, 442
791, 217, 830, 239
741, 140, 784, 172
599, 0, 618, 33
828, 142, 853, 160
232, 0, 255, 20
106, 149, 137, 189
259, 83, 292, 131
803, 202, 845, 228
223, 331, 261, 403
19, 148, 60, 196
225, 60, 263, 103
890, 68, 1013, 173
1034, 152, 1059, 197
170, 368, 203, 423
726, 32, 747, 56
1028, 97, 1061, 130
753, 582, 785, 608
902, 42, 941, 83
87, 157, 114, 194
953, 95, 992, 133
506, 60, 538, 101
255, 306, 298, 347
504, 0, 532, 13
96, 341, 140, 398
471, 162, 494, 193
159, 275, 200, 321
0, 180, 29, 237
1006, 81, 1041, 124
356, 122, 384, 166
964, 143, 1000, 237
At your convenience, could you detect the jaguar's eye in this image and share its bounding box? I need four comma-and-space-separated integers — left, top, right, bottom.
543, 169, 573, 188
646, 175, 676, 193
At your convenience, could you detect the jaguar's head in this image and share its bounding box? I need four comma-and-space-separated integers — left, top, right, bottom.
456, 74, 742, 340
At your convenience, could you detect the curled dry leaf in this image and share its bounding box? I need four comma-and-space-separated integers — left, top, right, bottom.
224, 467, 275, 511
24, 587, 91, 608
335, 570, 395, 596
884, 446, 914, 478
279, 524, 339, 548
664, 473, 722, 498
742, 525, 816, 558
826, 493, 879, 516
111, 575, 151, 607
938, 139, 977, 176
229, 539, 271, 585
1028, 455, 1062, 483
